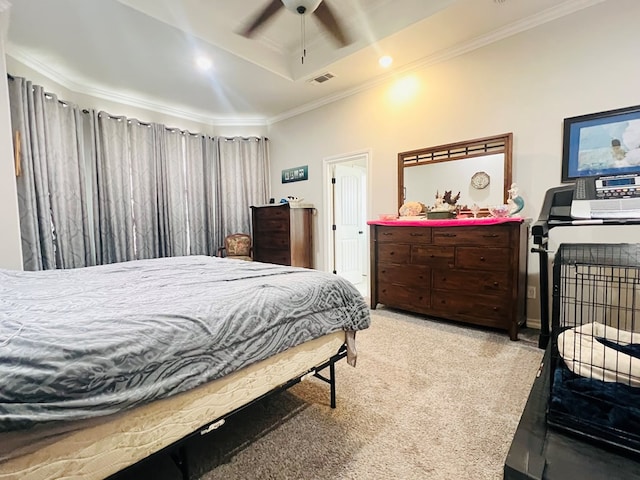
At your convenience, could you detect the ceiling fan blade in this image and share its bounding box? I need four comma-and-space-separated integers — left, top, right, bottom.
313, 1, 350, 47
240, 0, 284, 38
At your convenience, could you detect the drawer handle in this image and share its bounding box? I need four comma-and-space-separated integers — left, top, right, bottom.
482, 234, 499, 238
382, 232, 393, 236
438, 233, 456, 238
480, 256, 486, 261
493, 281, 499, 286
409, 233, 425, 237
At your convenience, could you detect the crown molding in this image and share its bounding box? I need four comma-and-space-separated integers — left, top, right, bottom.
268, 0, 605, 124
7, 48, 268, 127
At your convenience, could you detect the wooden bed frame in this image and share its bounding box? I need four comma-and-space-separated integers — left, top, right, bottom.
0, 332, 349, 480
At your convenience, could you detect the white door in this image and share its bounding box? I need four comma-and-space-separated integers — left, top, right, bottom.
334, 163, 366, 285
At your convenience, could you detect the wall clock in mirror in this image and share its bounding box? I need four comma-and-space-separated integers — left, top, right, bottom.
471, 171, 490, 189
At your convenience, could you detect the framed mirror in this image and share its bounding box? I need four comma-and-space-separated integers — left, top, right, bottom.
398, 133, 513, 212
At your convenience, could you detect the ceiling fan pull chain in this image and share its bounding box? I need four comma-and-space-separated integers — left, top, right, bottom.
300, 13, 306, 64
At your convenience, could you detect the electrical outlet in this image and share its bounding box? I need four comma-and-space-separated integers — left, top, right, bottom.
527, 286, 536, 299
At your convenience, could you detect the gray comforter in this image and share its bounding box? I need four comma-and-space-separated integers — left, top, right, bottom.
0, 256, 370, 432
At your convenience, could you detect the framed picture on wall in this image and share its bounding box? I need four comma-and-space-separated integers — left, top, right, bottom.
562, 104, 640, 182
282, 165, 308, 183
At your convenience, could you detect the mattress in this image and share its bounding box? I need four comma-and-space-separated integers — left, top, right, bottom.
0, 331, 347, 480
0, 255, 370, 431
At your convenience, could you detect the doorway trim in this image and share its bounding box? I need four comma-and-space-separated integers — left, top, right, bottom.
322, 149, 371, 286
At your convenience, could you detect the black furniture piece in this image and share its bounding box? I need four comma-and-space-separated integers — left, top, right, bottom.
504, 347, 640, 480
531, 185, 640, 348
506, 185, 640, 479
531, 184, 575, 349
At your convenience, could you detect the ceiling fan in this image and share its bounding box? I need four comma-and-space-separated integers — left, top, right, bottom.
240, 0, 351, 48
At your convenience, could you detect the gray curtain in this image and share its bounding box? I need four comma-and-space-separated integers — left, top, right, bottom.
158, 129, 217, 257
184, 133, 215, 256
128, 120, 161, 260
216, 137, 270, 243
157, 127, 189, 257
8, 77, 93, 270
9, 76, 269, 269
93, 112, 137, 264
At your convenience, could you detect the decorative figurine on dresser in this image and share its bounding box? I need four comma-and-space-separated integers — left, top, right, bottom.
375, 133, 530, 340
251, 202, 314, 268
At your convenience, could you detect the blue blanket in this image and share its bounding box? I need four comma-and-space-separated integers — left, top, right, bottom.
550, 360, 640, 440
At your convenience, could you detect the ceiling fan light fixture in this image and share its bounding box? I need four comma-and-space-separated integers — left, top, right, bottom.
281, 0, 323, 15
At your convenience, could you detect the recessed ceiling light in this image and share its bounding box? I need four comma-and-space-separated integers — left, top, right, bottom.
379, 55, 393, 68
195, 55, 213, 71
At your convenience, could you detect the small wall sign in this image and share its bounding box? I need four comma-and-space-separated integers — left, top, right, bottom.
282, 165, 308, 183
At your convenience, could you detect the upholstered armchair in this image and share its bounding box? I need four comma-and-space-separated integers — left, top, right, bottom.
217, 233, 253, 261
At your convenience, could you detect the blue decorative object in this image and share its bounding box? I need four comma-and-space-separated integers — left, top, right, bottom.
508, 183, 524, 216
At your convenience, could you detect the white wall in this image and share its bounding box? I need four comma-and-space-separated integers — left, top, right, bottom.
267, 0, 640, 324
0, 6, 22, 269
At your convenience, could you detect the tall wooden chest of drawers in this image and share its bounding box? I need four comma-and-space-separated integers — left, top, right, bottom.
370, 220, 529, 340
251, 203, 313, 268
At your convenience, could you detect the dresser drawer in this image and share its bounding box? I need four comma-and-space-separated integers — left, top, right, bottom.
455, 247, 511, 271
255, 249, 291, 266
379, 284, 430, 310
376, 226, 431, 244
430, 291, 509, 328
254, 207, 289, 221
432, 269, 510, 294
377, 264, 430, 288
432, 226, 510, 247
255, 231, 289, 249
377, 243, 411, 264
253, 219, 290, 234
412, 245, 455, 267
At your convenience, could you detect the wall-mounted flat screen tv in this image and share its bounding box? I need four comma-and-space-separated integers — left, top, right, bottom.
562, 104, 640, 182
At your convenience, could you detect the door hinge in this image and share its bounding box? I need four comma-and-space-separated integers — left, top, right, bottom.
332, 225, 336, 231
331, 177, 336, 184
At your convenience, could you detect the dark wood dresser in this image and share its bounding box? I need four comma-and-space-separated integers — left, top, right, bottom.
251, 203, 313, 268
370, 219, 529, 340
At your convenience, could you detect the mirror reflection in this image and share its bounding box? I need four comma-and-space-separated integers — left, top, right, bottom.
403, 154, 505, 208
398, 133, 513, 212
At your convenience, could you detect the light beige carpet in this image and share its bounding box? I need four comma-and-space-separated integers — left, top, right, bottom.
115, 308, 544, 480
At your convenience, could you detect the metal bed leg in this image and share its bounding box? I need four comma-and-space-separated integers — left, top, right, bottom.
329, 361, 336, 408
312, 347, 344, 409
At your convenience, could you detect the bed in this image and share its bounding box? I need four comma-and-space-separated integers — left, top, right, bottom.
0, 255, 370, 479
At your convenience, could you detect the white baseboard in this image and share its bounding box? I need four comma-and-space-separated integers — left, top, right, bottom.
526, 317, 541, 330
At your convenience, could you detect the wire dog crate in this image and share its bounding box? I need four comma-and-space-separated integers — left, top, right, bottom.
548, 243, 640, 455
